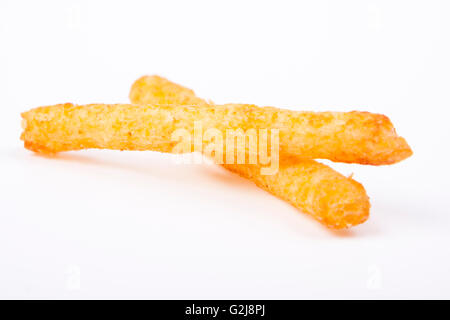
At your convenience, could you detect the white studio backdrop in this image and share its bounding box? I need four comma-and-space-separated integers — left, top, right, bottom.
0, 0, 449, 299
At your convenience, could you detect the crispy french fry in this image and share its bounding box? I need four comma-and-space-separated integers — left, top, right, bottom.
21, 99, 412, 165
130, 76, 412, 165
128, 75, 370, 229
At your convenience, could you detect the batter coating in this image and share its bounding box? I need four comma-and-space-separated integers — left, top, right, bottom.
21, 102, 411, 165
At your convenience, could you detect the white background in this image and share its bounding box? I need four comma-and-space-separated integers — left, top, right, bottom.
1, 0, 449, 299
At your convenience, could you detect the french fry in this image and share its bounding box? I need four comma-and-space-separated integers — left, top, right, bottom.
129, 75, 370, 229
21, 99, 412, 165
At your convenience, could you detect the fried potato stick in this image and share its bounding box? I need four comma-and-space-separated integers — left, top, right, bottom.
128, 75, 370, 229
22, 100, 412, 166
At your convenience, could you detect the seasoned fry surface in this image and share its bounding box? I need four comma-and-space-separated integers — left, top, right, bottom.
22, 102, 412, 165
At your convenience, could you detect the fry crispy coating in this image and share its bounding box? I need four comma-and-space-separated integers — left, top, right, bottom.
128, 75, 370, 229
21, 100, 411, 165
130, 76, 412, 165
21, 99, 412, 165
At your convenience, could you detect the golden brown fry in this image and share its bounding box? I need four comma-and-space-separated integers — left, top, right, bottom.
130, 76, 412, 165
22, 99, 412, 166
128, 75, 370, 229
21, 100, 411, 165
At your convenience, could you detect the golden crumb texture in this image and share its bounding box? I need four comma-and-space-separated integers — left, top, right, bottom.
22, 101, 412, 165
